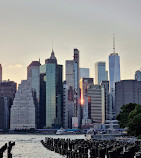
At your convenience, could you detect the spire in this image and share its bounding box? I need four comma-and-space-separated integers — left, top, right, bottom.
113, 34, 115, 53
50, 50, 56, 60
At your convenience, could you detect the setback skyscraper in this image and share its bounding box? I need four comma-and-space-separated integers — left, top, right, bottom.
10, 80, 36, 129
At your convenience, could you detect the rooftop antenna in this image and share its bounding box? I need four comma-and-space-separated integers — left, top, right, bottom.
52, 40, 54, 52
113, 34, 115, 54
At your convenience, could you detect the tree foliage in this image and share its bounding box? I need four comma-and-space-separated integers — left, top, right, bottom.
116, 103, 136, 128
117, 103, 141, 137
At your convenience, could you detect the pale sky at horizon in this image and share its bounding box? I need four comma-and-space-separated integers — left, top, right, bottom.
1, 0, 141, 84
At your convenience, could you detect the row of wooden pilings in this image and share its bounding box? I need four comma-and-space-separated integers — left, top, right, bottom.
41, 137, 141, 158
0, 141, 15, 158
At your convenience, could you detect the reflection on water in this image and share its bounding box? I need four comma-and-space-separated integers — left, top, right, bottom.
0, 134, 85, 158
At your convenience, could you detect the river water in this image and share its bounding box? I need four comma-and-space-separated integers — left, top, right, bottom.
0, 134, 85, 158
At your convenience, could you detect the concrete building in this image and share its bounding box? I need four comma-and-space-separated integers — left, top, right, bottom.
79, 68, 89, 80
135, 70, 141, 81
10, 80, 36, 130
109, 36, 120, 118
95, 62, 108, 85
115, 80, 141, 115
87, 85, 105, 124
0, 64, 2, 83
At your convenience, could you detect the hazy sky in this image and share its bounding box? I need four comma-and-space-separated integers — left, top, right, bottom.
1, 0, 141, 84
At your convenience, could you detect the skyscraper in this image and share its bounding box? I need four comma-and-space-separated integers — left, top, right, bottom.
45, 50, 63, 128
95, 62, 108, 85
27, 61, 41, 128
0, 81, 17, 129
79, 68, 89, 80
10, 80, 36, 130
79, 78, 93, 126
135, 70, 141, 81
115, 80, 141, 115
87, 84, 105, 124
73, 49, 80, 127
66, 60, 74, 128
109, 36, 120, 117
0, 64, 2, 83
65, 49, 80, 128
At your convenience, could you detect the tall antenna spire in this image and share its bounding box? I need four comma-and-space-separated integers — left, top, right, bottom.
52, 40, 54, 52
113, 34, 115, 53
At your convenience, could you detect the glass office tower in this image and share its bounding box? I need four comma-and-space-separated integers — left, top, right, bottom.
109, 53, 120, 117
45, 51, 63, 128
95, 62, 108, 85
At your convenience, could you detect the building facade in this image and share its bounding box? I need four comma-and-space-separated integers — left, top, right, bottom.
63, 81, 68, 129
95, 62, 108, 85
135, 70, 141, 81
10, 80, 36, 129
101, 81, 110, 120
0, 64, 2, 83
109, 52, 120, 118
87, 85, 105, 124
79, 78, 93, 125
27, 61, 41, 128
115, 80, 141, 115
0, 81, 17, 129
45, 51, 63, 128
79, 68, 89, 80
0, 97, 9, 129
73, 49, 80, 127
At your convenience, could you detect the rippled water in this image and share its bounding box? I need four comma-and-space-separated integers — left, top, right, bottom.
0, 134, 85, 158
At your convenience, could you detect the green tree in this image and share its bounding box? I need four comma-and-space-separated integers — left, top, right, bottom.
116, 103, 137, 128
127, 105, 141, 136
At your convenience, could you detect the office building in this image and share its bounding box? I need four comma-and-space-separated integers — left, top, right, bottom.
101, 81, 110, 120
87, 85, 105, 124
79, 68, 89, 80
45, 50, 63, 128
65, 49, 80, 128
39, 72, 46, 128
135, 70, 141, 81
115, 80, 141, 115
0, 97, 9, 129
109, 36, 120, 117
27, 61, 40, 128
73, 49, 80, 127
95, 62, 108, 85
63, 81, 68, 129
79, 78, 93, 125
0, 64, 2, 83
10, 80, 36, 130
0, 81, 17, 129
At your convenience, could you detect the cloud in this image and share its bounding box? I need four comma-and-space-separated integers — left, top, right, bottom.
8, 64, 23, 69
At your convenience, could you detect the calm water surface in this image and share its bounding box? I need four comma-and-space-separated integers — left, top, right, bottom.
0, 134, 85, 158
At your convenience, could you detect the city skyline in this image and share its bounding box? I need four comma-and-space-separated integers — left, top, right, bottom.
1, 0, 141, 84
